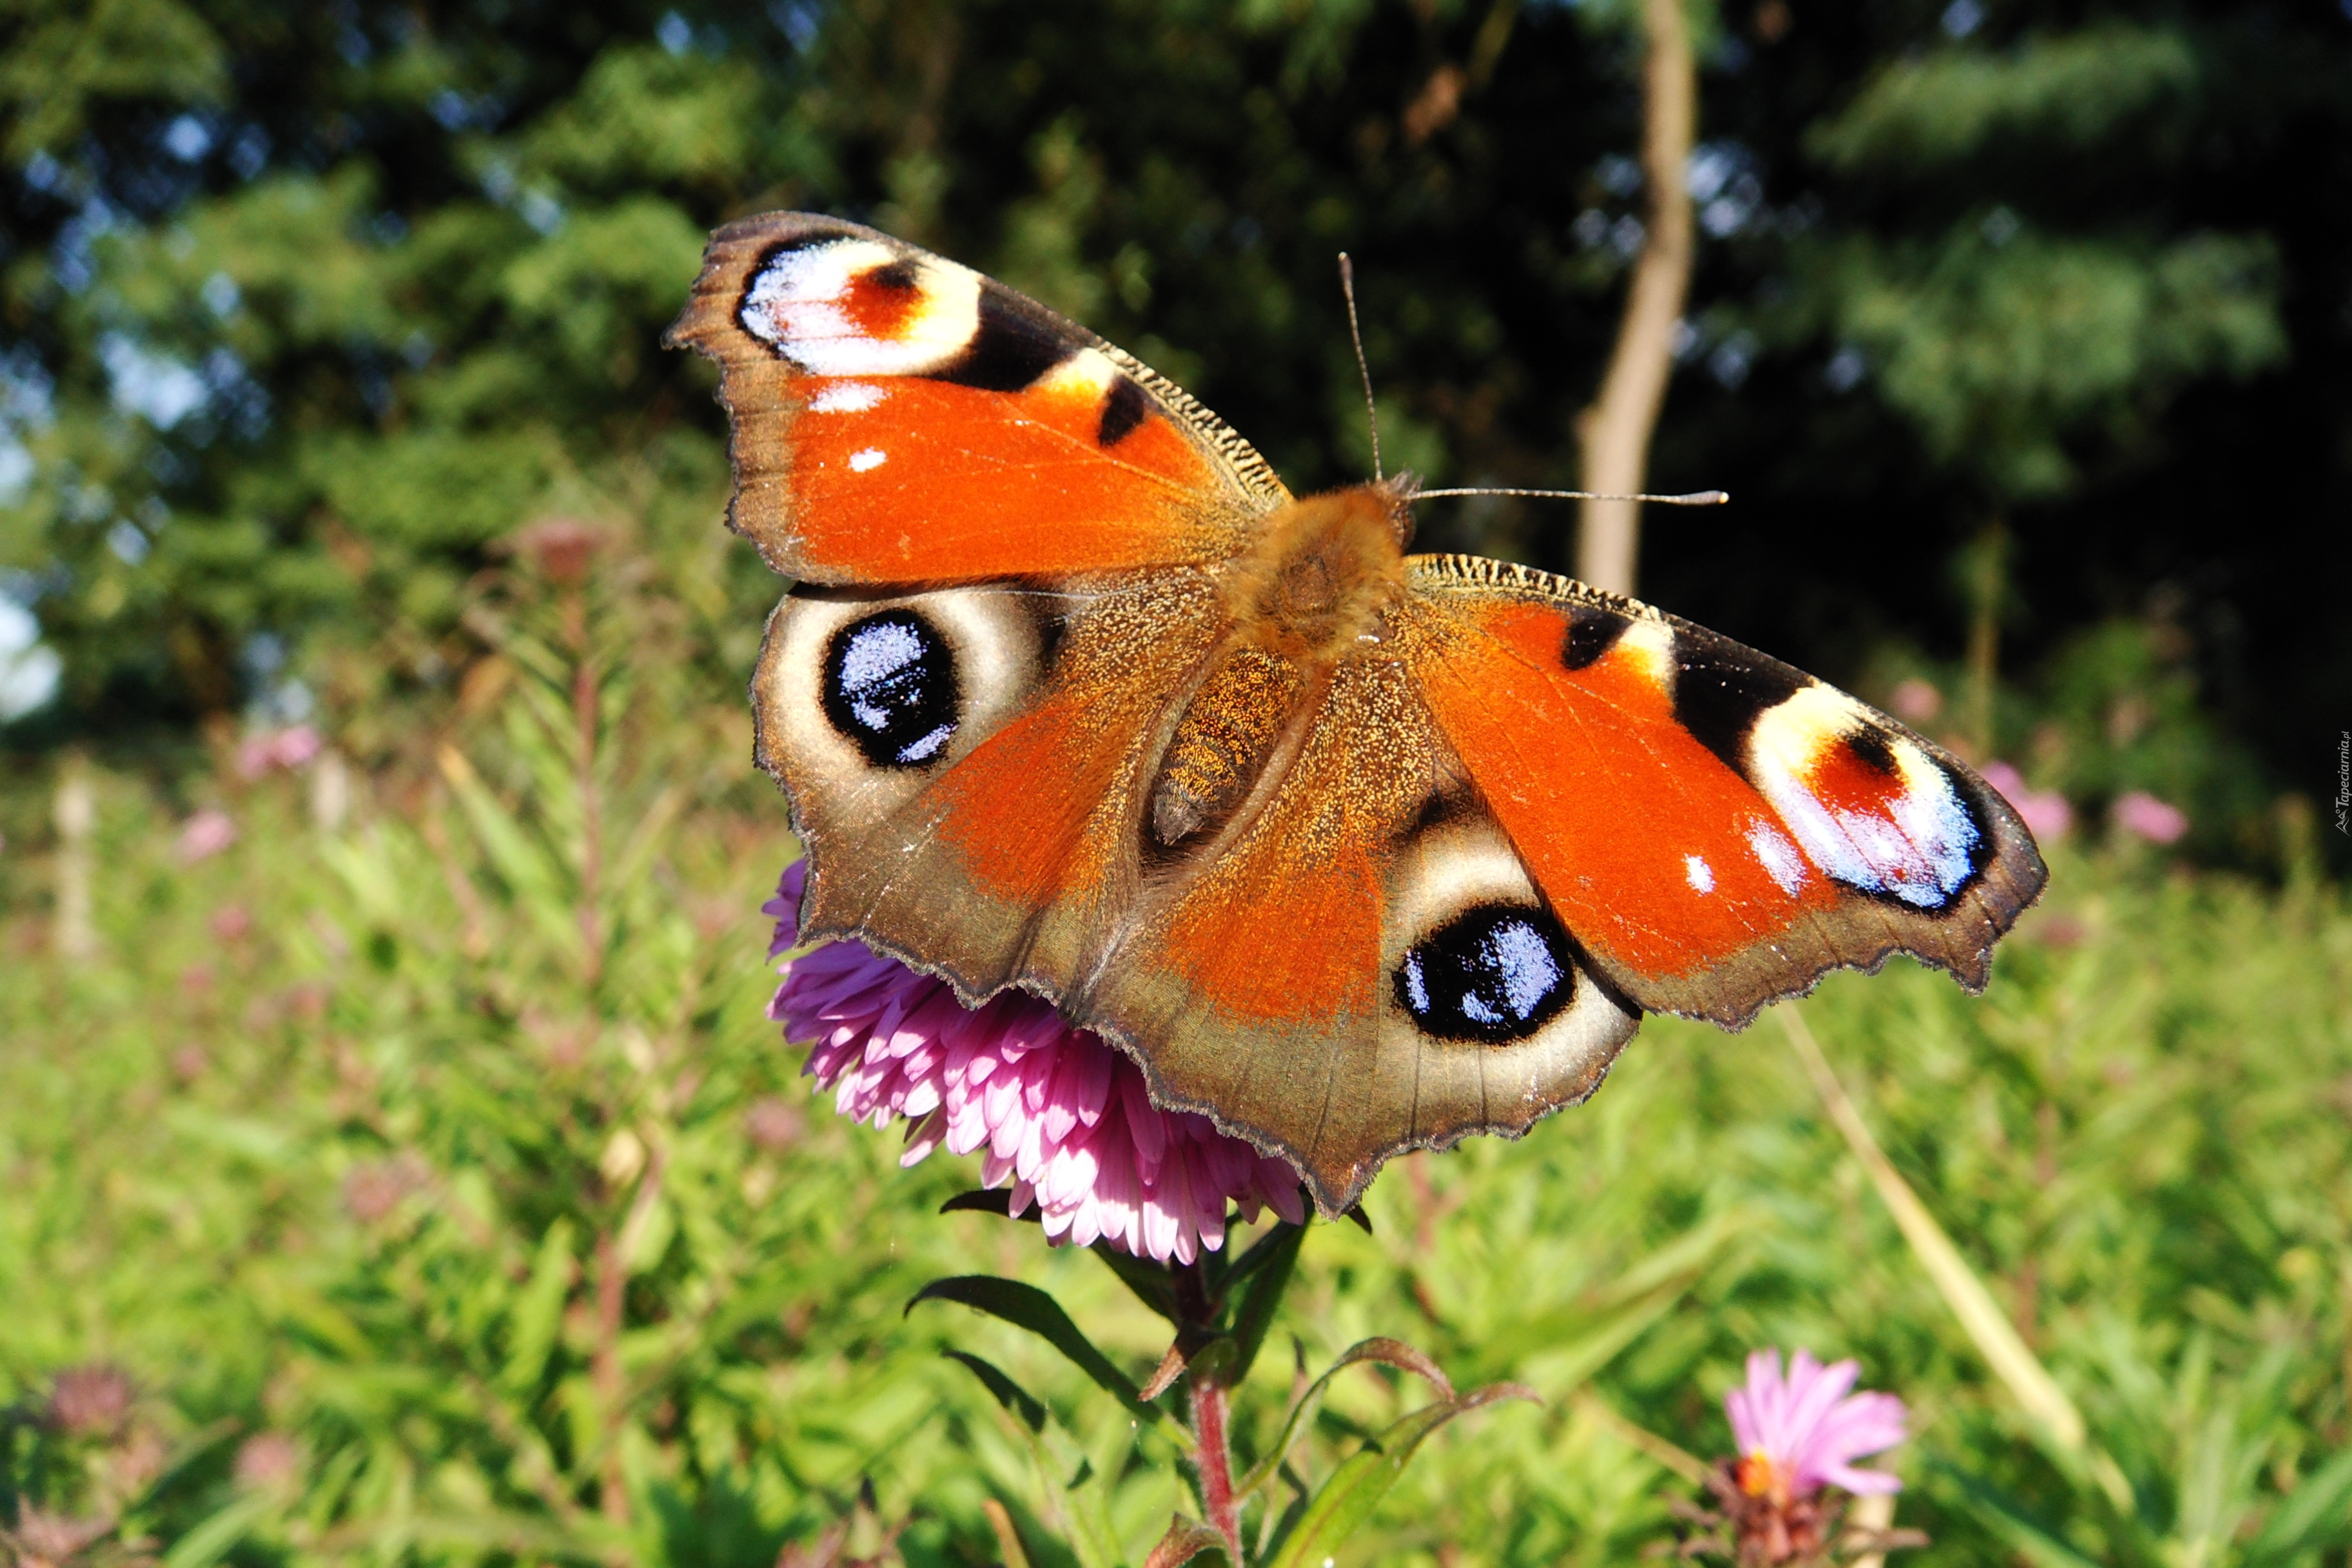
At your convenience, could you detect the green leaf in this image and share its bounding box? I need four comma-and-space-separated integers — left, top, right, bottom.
1264, 1384, 1535, 1568
943, 1349, 1048, 1434
2244, 1446, 2352, 1563
1934, 1460, 2107, 1568
161, 1493, 275, 1568
908, 1275, 1175, 1435
1224, 1221, 1304, 1389
1236, 1338, 1461, 1498
942, 1188, 1036, 1221
1089, 1240, 1183, 1326
499, 1215, 575, 1395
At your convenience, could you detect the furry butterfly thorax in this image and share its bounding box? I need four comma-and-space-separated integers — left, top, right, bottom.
667, 212, 2047, 1216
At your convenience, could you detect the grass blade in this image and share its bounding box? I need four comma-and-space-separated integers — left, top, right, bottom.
1780, 1008, 2134, 1512
2244, 1444, 2352, 1562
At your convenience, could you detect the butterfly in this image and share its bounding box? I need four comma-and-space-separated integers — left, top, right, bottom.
667, 213, 2048, 1216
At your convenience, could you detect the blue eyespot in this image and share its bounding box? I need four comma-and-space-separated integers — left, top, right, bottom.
822, 609, 959, 768
1395, 905, 1576, 1043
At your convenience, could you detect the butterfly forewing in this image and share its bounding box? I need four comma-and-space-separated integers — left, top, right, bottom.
1397, 554, 2046, 1025
665, 213, 1286, 584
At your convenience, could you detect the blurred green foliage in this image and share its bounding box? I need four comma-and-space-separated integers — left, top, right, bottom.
5, 537, 2350, 1567
0, 0, 2344, 860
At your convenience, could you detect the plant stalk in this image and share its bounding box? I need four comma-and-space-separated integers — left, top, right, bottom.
571, 590, 605, 987
1963, 518, 2006, 758
53, 750, 97, 965
1190, 1375, 1241, 1563
1778, 1007, 2134, 1512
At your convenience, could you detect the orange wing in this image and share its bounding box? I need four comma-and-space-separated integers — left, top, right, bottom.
666, 213, 1288, 583
1395, 555, 2047, 1024
1077, 652, 1639, 1215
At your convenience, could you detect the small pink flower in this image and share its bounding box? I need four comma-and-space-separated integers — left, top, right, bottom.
236, 725, 322, 779
1979, 761, 2073, 842
765, 861, 1306, 1263
2110, 789, 2187, 845
1727, 1349, 1906, 1502
233, 1431, 302, 1491
1887, 679, 1942, 724
177, 808, 237, 863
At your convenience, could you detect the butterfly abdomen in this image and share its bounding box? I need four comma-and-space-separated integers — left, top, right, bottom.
1150, 650, 1302, 846
1147, 485, 1413, 850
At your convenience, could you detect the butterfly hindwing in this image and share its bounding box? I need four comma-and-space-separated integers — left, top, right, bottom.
755, 572, 1228, 999
1395, 554, 2047, 1024
667, 213, 1288, 584
757, 565, 1641, 1214
1078, 652, 1640, 1212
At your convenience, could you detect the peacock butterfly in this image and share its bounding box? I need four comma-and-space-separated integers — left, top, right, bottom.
667, 213, 2046, 1215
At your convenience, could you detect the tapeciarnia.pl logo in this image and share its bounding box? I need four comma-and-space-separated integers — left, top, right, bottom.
2337, 730, 2350, 836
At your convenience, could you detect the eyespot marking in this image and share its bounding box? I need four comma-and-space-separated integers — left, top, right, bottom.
1749, 689, 1984, 909
821, 609, 960, 769
737, 237, 984, 378
866, 258, 918, 293
1395, 904, 1577, 1043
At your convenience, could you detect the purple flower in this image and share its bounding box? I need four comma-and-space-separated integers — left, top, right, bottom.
177, 808, 237, 863
236, 725, 322, 779
2110, 789, 2188, 845
1887, 679, 1942, 724
1979, 761, 2073, 843
765, 861, 1306, 1263
1727, 1349, 1906, 1503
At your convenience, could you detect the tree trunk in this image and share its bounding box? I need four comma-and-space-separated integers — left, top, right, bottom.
1575, 0, 1697, 597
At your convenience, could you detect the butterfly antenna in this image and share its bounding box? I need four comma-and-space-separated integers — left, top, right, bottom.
1338, 253, 1382, 482
1413, 485, 1731, 505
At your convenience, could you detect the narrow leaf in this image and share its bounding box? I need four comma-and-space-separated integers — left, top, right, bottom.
1140, 1341, 1195, 1402
1933, 1460, 2106, 1568
161, 1494, 276, 1568
1266, 1384, 1534, 1568
1781, 1010, 2135, 1512
498, 1216, 575, 1395
1219, 1218, 1306, 1300
2246, 1444, 2352, 1562
909, 1275, 1175, 1435
943, 1349, 1048, 1433
1090, 1241, 1183, 1324
1224, 1221, 1304, 1388
1236, 1340, 1471, 1499
941, 1188, 1040, 1222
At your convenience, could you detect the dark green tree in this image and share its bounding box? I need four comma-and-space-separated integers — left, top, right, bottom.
1, 0, 2344, 858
